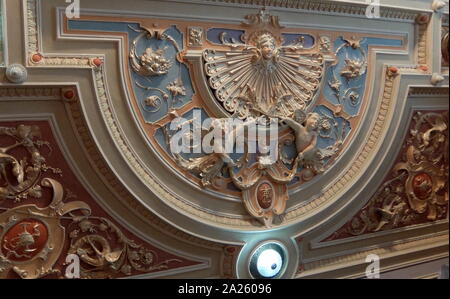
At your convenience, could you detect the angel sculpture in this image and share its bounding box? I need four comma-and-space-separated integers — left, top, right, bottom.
172, 117, 257, 187
282, 110, 320, 163
203, 30, 324, 119
281, 110, 339, 174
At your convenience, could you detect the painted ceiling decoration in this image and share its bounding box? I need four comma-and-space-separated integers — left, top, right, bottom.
0, 0, 448, 279
60, 3, 409, 228
0, 120, 207, 278
324, 110, 448, 241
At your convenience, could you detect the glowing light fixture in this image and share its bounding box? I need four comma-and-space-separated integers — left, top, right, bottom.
249, 242, 287, 279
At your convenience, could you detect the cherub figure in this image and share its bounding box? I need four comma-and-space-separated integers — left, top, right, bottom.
173, 117, 257, 187
255, 33, 278, 61
282, 110, 320, 162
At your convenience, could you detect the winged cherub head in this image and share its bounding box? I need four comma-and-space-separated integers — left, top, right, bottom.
256, 33, 277, 61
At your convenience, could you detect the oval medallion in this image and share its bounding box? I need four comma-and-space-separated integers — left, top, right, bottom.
412, 173, 433, 200
1, 219, 48, 262
257, 183, 274, 209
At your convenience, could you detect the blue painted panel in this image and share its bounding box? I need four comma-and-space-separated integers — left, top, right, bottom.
322, 36, 402, 117
207, 28, 244, 45
313, 105, 351, 151
282, 33, 315, 48
68, 20, 194, 123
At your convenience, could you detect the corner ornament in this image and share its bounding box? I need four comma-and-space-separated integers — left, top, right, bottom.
326, 111, 448, 240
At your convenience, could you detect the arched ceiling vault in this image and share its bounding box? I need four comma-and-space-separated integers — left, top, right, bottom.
0, 0, 448, 278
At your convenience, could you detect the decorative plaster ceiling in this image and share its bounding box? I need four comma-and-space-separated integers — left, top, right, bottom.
0, 0, 448, 279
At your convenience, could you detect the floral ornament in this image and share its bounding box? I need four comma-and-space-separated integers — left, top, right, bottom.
68, 217, 182, 278
348, 91, 360, 106
328, 73, 341, 92
326, 111, 448, 240
144, 95, 161, 108
189, 27, 203, 47
135, 81, 169, 113
340, 58, 367, 80
135, 47, 173, 76
320, 118, 333, 131
166, 79, 186, 98
0, 125, 61, 202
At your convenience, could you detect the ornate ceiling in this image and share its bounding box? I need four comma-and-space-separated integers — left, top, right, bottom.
0, 0, 448, 279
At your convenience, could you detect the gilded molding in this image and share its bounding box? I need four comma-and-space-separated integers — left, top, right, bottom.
408, 87, 449, 96
416, 14, 430, 67
200, 0, 421, 21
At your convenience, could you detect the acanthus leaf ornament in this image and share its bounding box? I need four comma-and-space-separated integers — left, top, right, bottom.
0, 125, 61, 202
0, 122, 198, 278
0, 178, 91, 279
326, 111, 448, 240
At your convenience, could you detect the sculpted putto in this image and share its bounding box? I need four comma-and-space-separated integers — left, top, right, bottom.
282, 111, 320, 162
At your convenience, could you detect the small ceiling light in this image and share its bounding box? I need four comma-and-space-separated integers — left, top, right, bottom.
249, 242, 287, 279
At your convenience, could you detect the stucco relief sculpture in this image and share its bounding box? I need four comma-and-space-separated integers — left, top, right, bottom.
326, 111, 448, 240
0, 124, 187, 278
155, 9, 359, 226
203, 8, 324, 119
281, 111, 340, 175
126, 9, 367, 227
189, 27, 203, 47
0, 125, 61, 202
129, 25, 191, 117
130, 43, 173, 77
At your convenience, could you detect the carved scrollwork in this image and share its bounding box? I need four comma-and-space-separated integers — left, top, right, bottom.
326, 111, 448, 240
0, 125, 61, 202
68, 216, 182, 278
0, 124, 185, 278
328, 37, 367, 109
0, 178, 91, 279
